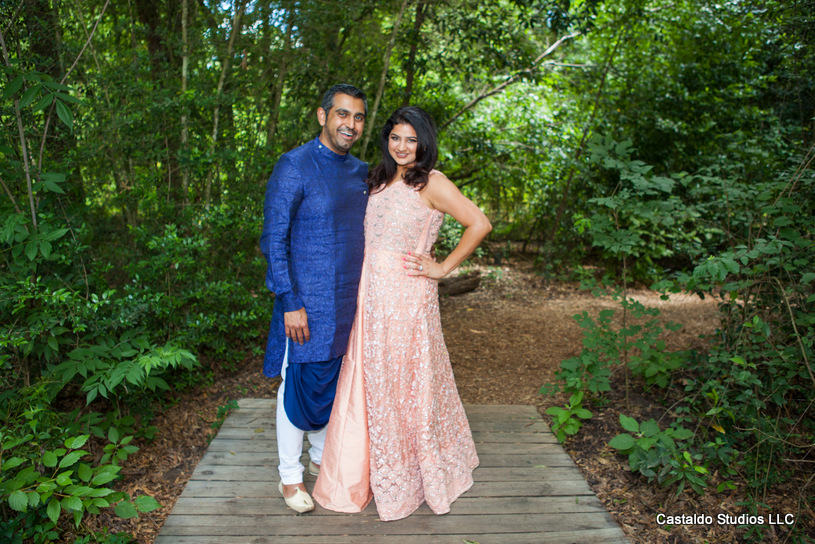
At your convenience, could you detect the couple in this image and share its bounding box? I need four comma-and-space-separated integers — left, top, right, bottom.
260, 84, 491, 521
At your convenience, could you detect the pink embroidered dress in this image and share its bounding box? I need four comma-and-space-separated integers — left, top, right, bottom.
313, 175, 479, 521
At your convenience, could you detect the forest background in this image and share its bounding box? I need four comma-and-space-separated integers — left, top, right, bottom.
1, 0, 813, 542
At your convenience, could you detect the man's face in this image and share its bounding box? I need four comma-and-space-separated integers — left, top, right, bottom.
317, 93, 366, 155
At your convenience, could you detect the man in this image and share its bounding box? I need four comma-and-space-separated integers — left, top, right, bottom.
260, 84, 368, 513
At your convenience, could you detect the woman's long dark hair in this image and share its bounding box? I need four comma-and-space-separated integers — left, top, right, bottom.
366, 106, 438, 193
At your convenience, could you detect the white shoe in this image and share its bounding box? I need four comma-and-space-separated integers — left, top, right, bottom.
308, 461, 320, 476
278, 481, 315, 513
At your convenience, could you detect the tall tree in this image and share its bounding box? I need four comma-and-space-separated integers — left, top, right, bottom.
205, 0, 246, 208
360, 0, 410, 161
401, 1, 426, 107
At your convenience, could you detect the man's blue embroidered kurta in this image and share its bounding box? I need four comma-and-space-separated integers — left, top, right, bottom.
261, 137, 368, 378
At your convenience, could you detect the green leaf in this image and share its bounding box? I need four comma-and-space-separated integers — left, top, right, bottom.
62, 495, 83, 511
88, 487, 115, 498
2, 456, 26, 471
65, 484, 95, 497
609, 433, 636, 450
42, 451, 58, 467
115, 500, 138, 518
65, 435, 90, 449
619, 414, 639, 433
134, 495, 161, 513
9, 490, 28, 512
56, 471, 74, 486
19, 85, 40, 108
32, 93, 53, 112
28, 491, 40, 508
36, 481, 57, 494
54, 91, 83, 105
76, 463, 92, 482
55, 99, 73, 130
47, 498, 61, 523
670, 427, 694, 441
43, 227, 69, 241
2, 76, 24, 99
43, 179, 65, 194
802, 273, 815, 285
58, 450, 87, 468
91, 468, 120, 485
640, 419, 661, 438
573, 408, 593, 420
40, 80, 72, 91
25, 241, 38, 261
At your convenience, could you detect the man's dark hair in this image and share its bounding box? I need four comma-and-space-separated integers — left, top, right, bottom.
321, 84, 368, 117
366, 106, 438, 193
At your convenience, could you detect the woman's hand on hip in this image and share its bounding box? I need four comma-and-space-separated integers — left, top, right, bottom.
403, 252, 446, 280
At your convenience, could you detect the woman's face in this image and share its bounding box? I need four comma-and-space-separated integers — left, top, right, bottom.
388, 123, 418, 170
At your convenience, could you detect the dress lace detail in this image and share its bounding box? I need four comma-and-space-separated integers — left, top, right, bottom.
313, 177, 479, 521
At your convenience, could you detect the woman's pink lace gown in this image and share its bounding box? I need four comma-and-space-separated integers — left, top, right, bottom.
313, 176, 479, 521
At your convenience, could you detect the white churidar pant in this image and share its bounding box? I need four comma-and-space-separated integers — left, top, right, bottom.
276, 340, 327, 485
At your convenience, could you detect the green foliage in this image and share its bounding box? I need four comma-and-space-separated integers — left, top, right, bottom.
580, 134, 706, 281
544, 126, 812, 544
541, 289, 686, 397
675, 160, 815, 497
73, 529, 135, 544
50, 331, 197, 405
541, 308, 615, 396
122, 214, 271, 364
608, 414, 706, 495
545, 391, 593, 443
0, 391, 159, 542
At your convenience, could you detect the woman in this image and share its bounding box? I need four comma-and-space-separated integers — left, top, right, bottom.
313, 106, 491, 521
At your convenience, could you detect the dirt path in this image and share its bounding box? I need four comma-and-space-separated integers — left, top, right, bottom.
442, 262, 718, 407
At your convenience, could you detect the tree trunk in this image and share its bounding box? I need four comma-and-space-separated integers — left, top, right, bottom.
360, 0, 410, 161
266, 10, 294, 146
133, 0, 166, 79
180, 0, 190, 204
205, 0, 245, 209
438, 272, 481, 297
402, 2, 426, 107
0, 25, 34, 228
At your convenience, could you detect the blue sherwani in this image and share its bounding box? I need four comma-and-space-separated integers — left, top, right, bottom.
261, 137, 368, 379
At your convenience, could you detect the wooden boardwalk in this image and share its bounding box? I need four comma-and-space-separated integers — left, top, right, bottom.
155, 399, 628, 544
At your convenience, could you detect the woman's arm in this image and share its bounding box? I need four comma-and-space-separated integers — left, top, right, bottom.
404, 171, 492, 279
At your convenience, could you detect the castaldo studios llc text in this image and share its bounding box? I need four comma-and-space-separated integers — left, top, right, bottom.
656, 513, 795, 526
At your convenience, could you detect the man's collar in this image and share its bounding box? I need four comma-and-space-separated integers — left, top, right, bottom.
312, 137, 347, 161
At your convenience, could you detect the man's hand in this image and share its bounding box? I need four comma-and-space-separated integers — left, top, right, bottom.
284, 308, 310, 345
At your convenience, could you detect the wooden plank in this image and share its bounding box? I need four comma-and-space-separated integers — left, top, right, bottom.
204, 437, 559, 454
167, 494, 608, 516
175, 479, 594, 499
156, 527, 630, 544
189, 465, 580, 483
158, 511, 616, 536
217, 416, 552, 434
233, 400, 539, 417
207, 428, 561, 445
194, 450, 574, 468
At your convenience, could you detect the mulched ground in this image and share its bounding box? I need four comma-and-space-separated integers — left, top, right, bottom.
73, 258, 813, 543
